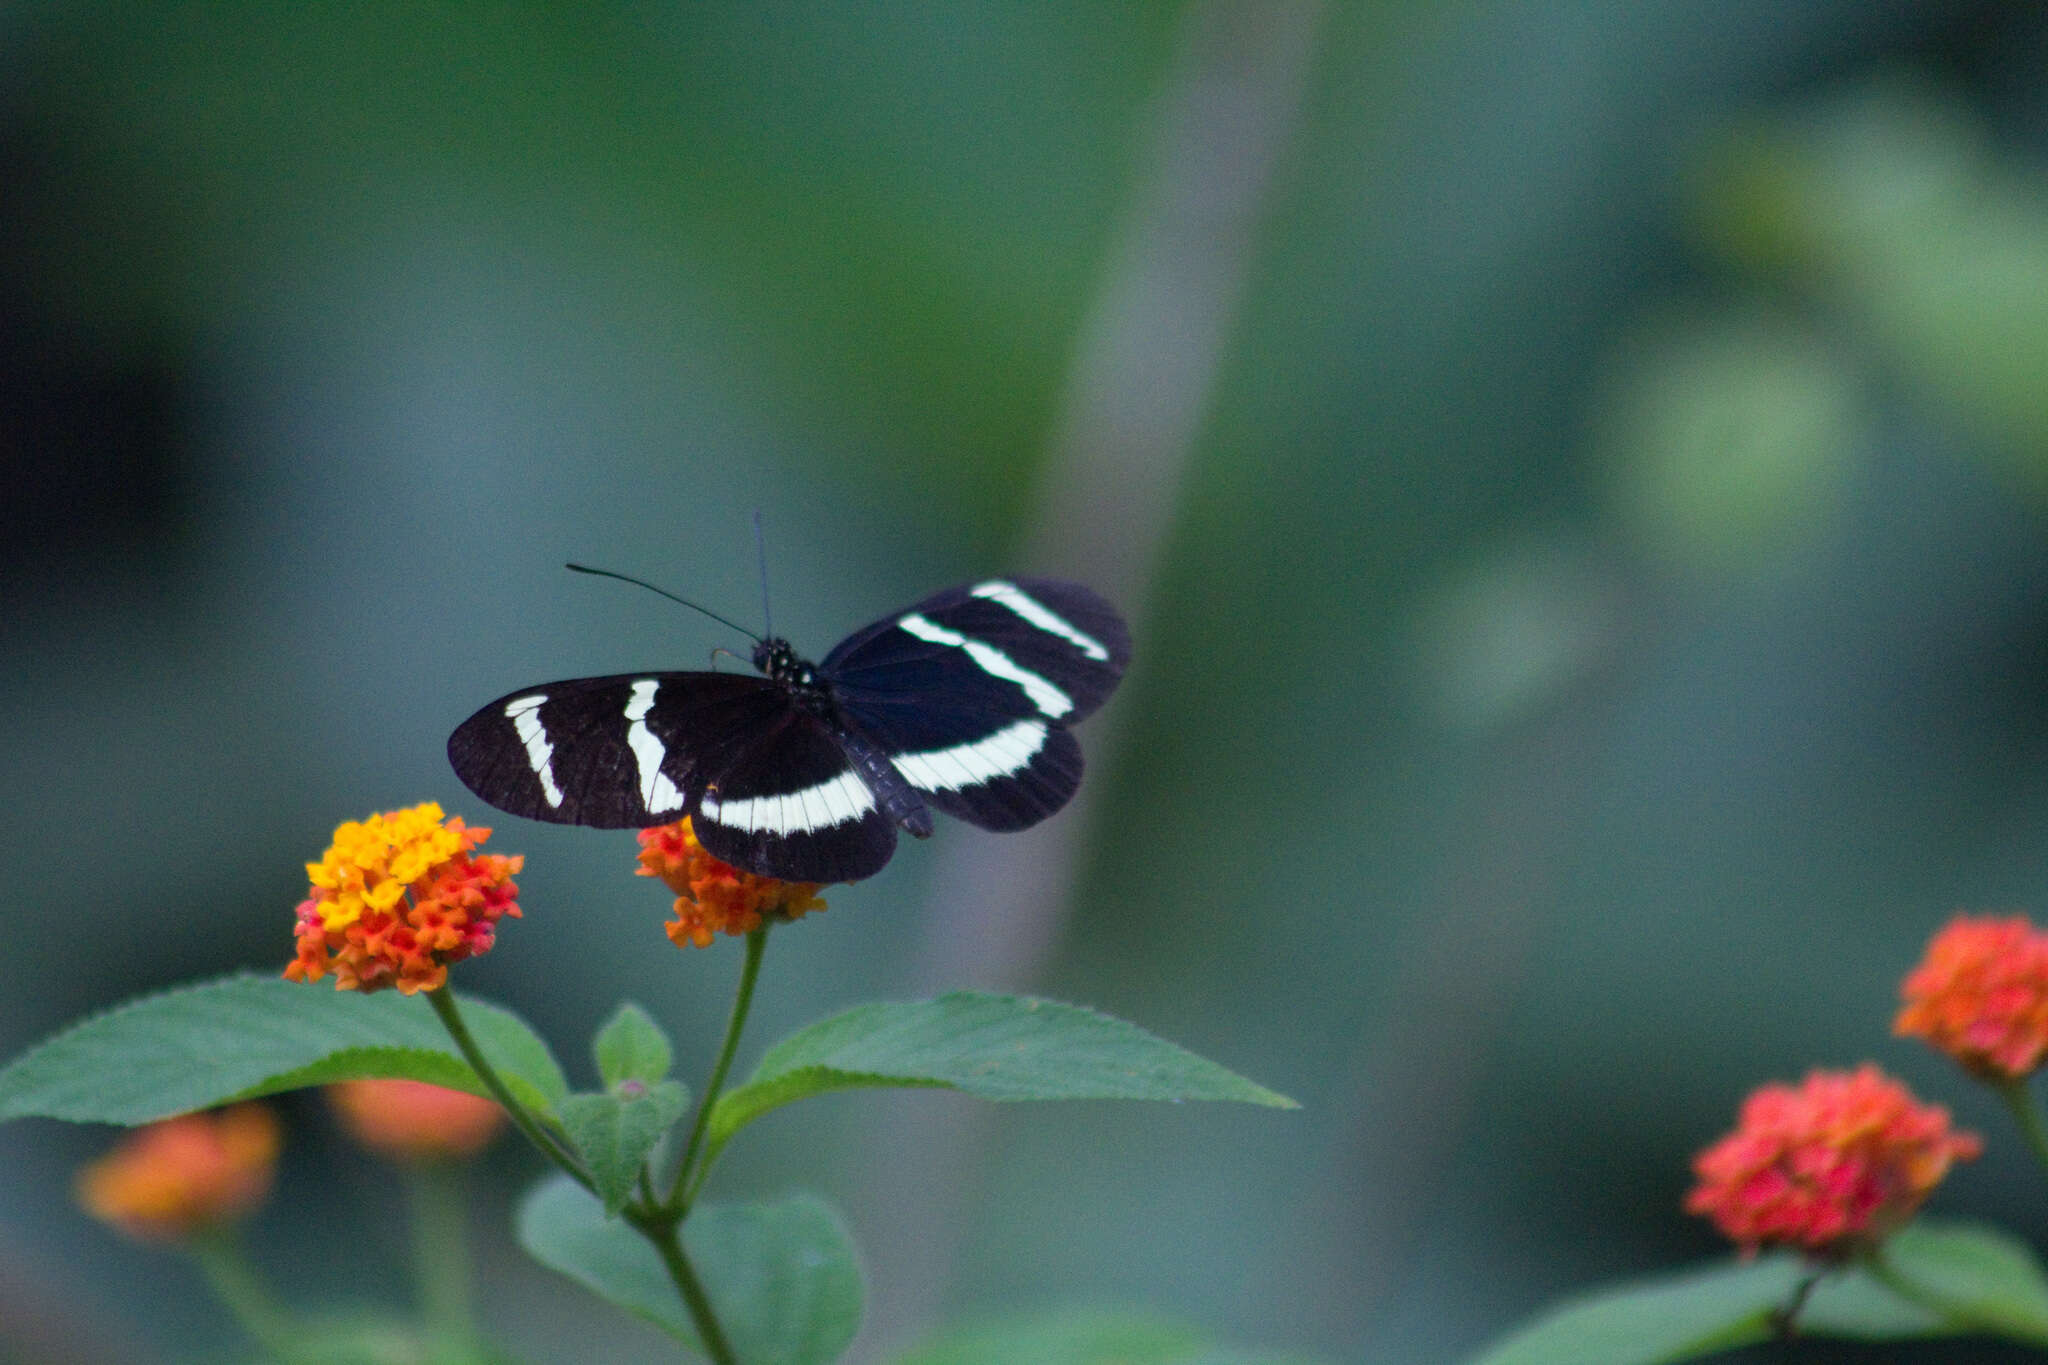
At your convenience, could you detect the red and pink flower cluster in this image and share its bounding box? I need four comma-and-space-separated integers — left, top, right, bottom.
1687, 911, 2048, 1256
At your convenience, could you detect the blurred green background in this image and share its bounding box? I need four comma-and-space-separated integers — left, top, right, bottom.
6, 2, 2048, 1362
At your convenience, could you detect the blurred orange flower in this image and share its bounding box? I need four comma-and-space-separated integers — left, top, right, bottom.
1896, 914, 2048, 1080
636, 818, 826, 948
77, 1105, 280, 1243
329, 1079, 504, 1161
1685, 1064, 1979, 1256
286, 802, 522, 994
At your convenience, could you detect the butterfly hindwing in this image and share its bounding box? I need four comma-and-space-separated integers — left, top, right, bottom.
689, 705, 900, 883
905, 720, 1083, 831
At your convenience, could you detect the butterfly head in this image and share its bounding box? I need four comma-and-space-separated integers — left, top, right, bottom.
753, 638, 816, 688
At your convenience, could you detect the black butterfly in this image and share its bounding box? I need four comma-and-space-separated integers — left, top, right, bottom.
447, 578, 1129, 883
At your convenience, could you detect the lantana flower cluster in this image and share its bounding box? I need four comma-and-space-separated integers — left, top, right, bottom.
1895, 913, 2048, 1080
329, 1079, 504, 1161
77, 1105, 281, 1243
1685, 911, 2048, 1260
286, 803, 522, 994
636, 817, 826, 948
1685, 1064, 1980, 1256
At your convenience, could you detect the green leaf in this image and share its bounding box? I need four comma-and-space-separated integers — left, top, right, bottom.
1468, 1222, 2048, 1363
556, 1081, 690, 1216
0, 974, 567, 1124
894, 1309, 1326, 1365
896, 1311, 1207, 1365
1467, 1255, 1806, 1363
595, 1002, 673, 1087
517, 1176, 862, 1365
1788, 1261, 1944, 1339
711, 992, 1295, 1147
1812, 1222, 2048, 1344
220, 1311, 523, 1365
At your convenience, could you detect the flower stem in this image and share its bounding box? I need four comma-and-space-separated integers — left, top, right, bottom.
1771, 1265, 1826, 1334
665, 926, 769, 1215
625, 1206, 739, 1365
427, 987, 592, 1192
188, 1231, 305, 1363
406, 1161, 477, 1355
1995, 1077, 2048, 1179
619, 926, 769, 1363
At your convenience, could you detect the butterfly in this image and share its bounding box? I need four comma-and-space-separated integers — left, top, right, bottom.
447, 577, 1129, 883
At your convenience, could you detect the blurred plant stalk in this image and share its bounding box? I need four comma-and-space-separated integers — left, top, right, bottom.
854, 1, 1330, 1357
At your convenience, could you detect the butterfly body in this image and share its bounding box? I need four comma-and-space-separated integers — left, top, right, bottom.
448, 578, 1128, 883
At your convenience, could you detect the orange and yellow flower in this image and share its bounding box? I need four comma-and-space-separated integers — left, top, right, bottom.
1685, 1064, 1980, 1256
636, 818, 825, 948
1896, 913, 2048, 1080
77, 1105, 280, 1243
329, 1079, 504, 1161
286, 802, 522, 994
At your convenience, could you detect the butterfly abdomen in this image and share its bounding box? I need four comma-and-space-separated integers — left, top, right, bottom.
838, 728, 935, 838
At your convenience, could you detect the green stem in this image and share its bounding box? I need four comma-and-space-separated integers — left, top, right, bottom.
617, 926, 770, 1362
427, 987, 592, 1193
681, 1132, 729, 1210
1771, 1265, 1826, 1335
188, 1231, 305, 1363
1995, 1077, 2048, 1180
627, 1207, 739, 1365
665, 926, 769, 1215
407, 1161, 477, 1354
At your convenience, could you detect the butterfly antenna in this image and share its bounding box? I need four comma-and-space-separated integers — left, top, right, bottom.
753, 509, 773, 640
565, 563, 763, 643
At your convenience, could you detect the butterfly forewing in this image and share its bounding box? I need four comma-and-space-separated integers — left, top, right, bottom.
448, 672, 765, 827
822, 578, 1130, 723
822, 578, 1126, 832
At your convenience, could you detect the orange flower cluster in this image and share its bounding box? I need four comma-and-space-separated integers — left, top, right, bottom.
286, 803, 522, 994
76, 1105, 280, 1243
636, 818, 826, 948
1686, 1064, 1980, 1256
1896, 914, 2048, 1080
329, 1079, 504, 1161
